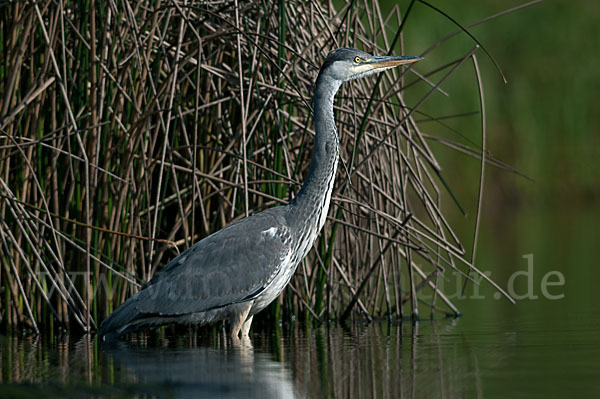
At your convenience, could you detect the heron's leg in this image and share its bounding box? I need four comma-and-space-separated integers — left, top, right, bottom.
229, 302, 252, 339
241, 315, 253, 337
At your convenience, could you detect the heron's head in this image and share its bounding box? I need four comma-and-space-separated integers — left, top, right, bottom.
318, 48, 422, 83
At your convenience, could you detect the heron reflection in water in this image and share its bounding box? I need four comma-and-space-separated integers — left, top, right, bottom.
99, 48, 422, 341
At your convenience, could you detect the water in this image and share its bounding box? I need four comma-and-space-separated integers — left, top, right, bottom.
1, 307, 598, 398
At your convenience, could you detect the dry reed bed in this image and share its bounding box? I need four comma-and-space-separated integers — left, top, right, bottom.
0, 0, 525, 334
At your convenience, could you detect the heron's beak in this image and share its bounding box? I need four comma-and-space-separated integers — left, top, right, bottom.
366, 55, 423, 69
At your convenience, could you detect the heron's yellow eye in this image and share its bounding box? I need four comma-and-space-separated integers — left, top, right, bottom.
354, 56, 361, 63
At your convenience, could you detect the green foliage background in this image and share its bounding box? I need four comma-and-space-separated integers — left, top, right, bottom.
400, 0, 599, 322
405, 0, 599, 204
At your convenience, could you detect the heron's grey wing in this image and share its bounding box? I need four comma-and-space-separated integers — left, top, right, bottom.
134, 207, 292, 317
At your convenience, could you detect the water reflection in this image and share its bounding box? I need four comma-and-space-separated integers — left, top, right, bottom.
282, 320, 484, 398
0, 321, 479, 398
100, 336, 298, 398
3, 314, 596, 398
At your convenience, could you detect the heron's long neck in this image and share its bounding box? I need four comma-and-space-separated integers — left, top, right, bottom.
289, 73, 341, 241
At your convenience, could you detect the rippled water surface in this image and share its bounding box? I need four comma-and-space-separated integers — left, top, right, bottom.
1, 307, 599, 398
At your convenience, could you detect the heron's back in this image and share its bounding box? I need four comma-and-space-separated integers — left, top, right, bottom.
99, 206, 293, 339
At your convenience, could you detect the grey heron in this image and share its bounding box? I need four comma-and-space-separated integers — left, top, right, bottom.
98, 48, 422, 341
